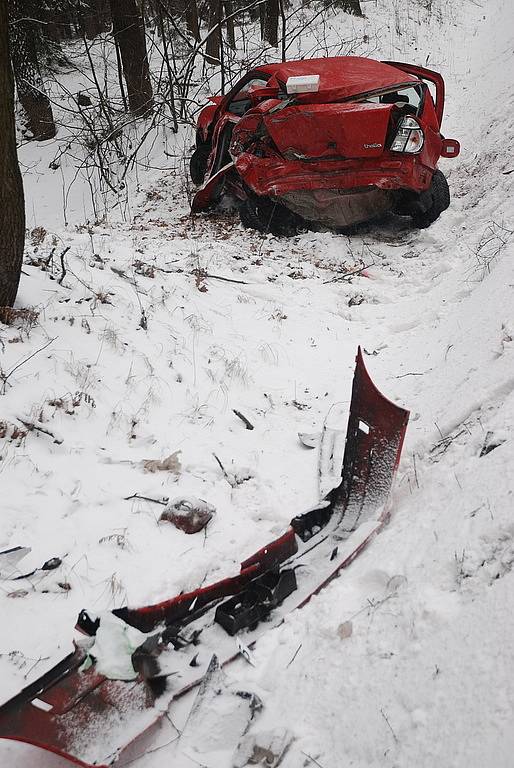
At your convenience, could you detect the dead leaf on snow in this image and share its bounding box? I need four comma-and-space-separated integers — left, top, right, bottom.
142, 450, 181, 474
337, 620, 353, 640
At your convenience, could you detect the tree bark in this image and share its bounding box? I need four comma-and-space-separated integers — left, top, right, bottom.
335, 0, 363, 15
205, 0, 221, 64
109, 0, 154, 117
41, 6, 74, 43
82, 0, 111, 39
8, 0, 57, 141
181, 0, 200, 41
0, 1, 25, 309
224, 0, 235, 49
264, 0, 279, 47
223, 0, 236, 50
155, 0, 178, 130
83, 4, 102, 39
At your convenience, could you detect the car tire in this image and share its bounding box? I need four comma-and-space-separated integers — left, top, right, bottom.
239, 196, 300, 237
239, 197, 266, 232
412, 169, 450, 228
190, 145, 210, 186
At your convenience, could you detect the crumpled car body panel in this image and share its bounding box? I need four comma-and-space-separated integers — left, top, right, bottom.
191, 56, 458, 225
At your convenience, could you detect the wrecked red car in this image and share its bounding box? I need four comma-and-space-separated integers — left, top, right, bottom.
190, 56, 460, 235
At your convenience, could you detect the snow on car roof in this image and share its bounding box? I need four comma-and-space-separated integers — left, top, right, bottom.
259, 56, 418, 101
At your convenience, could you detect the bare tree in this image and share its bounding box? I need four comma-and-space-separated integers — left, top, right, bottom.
179, 0, 200, 41
264, 0, 279, 47
40, 3, 74, 44
205, 0, 222, 64
224, 0, 236, 49
82, 0, 111, 40
335, 0, 363, 15
109, 0, 154, 116
8, 0, 57, 141
0, 1, 25, 309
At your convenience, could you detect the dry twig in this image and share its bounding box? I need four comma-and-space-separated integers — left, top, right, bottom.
17, 419, 63, 445
233, 409, 254, 430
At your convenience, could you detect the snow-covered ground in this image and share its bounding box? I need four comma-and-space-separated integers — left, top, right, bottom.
1, 0, 513, 765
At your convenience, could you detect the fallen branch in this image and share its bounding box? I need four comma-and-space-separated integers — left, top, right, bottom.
213, 453, 233, 486
395, 370, 430, 379
192, 269, 249, 287
17, 419, 63, 445
124, 493, 168, 506
380, 708, 399, 743
58, 247, 71, 285
301, 752, 326, 768
323, 262, 373, 284
286, 643, 302, 668
110, 266, 138, 286
1, 338, 56, 394
204, 272, 249, 285
233, 409, 254, 430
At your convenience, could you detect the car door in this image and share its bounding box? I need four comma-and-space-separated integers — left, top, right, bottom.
206, 72, 271, 179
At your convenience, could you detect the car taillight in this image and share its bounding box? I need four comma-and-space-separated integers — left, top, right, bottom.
390, 116, 424, 153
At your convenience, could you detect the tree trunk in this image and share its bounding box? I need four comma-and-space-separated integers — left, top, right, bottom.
83, 4, 102, 39
155, 0, 178, 130
205, 0, 221, 65
109, 0, 154, 117
0, 1, 25, 309
41, 6, 75, 43
279, 0, 286, 61
335, 0, 363, 15
224, 0, 235, 49
8, 0, 57, 141
182, 0, 200, 41
96, 0, 112, 31
258, 3, 265, 40
264, 0, 279, 47
82, 0, 111, 39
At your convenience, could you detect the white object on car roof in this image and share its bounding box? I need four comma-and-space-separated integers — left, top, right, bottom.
285, 74, 320, 94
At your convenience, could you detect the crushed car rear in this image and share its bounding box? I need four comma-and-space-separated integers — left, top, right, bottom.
191, 57, 460, 234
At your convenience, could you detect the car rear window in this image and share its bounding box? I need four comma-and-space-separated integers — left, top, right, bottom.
356, 84, 424, 115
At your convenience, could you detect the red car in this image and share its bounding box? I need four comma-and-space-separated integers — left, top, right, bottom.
190, 56, 460, 236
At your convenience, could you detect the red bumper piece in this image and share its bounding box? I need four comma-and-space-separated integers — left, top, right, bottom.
0, 348, 409, 767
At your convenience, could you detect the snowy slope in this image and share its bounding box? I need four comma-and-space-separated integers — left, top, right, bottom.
1, 0, 513, 765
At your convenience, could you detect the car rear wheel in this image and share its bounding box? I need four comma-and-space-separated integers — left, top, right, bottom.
239, 196, 301, 237
411, 169, 450, 228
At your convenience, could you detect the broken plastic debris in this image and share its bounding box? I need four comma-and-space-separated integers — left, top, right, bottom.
160, 496, 215, 534
179, 655, 262, 757
298, 431, 320, 448
318, 402, 348, 498
215, 569, 297, 635
12, 555, 63, 581
84, 612, 148, 680
236, 637, 256, 666
233, 728, 294, 767
479, 430, 506, 457
0, 547, 31, 578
